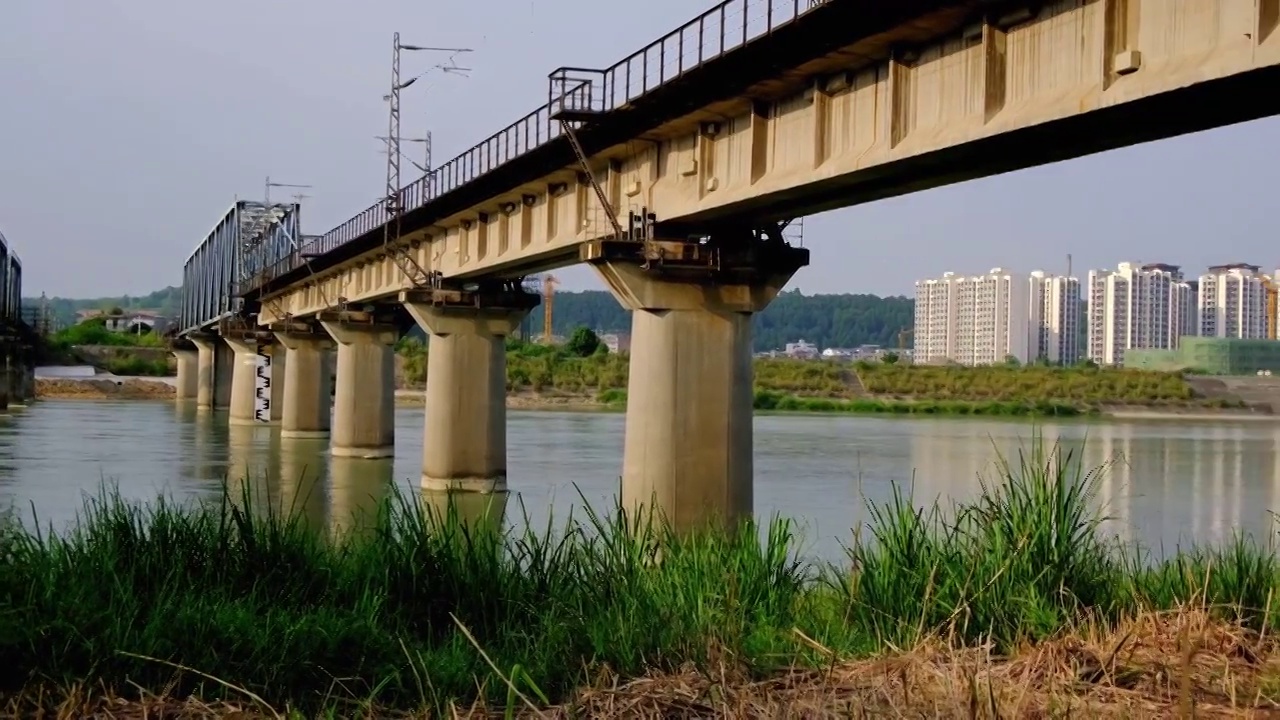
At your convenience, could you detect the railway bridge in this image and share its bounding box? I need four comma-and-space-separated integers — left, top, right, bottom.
176, 0, 1280, 529
0, 231, 35, 408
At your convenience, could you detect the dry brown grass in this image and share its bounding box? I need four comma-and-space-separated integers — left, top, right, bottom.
8, 609, 1280, 719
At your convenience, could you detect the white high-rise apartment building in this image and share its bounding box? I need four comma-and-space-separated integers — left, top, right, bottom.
914, 271, 962, 363
1086, 262, 1196, 366
913, 268, 1030, 365
1028, 271, 1081, 365
1198, 263, 1268, 339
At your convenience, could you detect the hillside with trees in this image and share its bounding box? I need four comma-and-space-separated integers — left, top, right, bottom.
32, 286, 914, 352
528, 289, 914, 351
23, 286, 182, 328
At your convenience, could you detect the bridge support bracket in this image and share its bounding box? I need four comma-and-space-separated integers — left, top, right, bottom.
399, 285, 541, 313
216, 315, 263, 338
581, 237, 810, 298
316, 308, 399, 328
267, 320, 324, 337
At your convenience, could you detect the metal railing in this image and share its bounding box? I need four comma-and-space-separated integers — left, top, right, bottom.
246, 0, 830, 293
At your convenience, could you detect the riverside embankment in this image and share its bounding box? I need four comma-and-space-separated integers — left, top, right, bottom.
37, 347, 1277, 419
4, 443, 1280, 716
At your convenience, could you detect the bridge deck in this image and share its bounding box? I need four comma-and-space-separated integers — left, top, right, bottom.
184, 0, 1280, 329
249, 0, 977, 297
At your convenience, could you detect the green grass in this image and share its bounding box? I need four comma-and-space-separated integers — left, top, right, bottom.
751, 390, 1088, 416
598, 388, 1088, 416
5, 440, 1278, 714
103, 356, 171, 376
397, 341, 1226, 415
857, 363, 1197, 406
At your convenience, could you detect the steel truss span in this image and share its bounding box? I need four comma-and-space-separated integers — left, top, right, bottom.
179, 201, 301, 335
0, 231, 22, 330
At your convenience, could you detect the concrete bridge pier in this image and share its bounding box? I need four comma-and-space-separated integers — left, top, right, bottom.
584, 237, 809, 533
223, 335, 270, 426
191, 334, 233, 410
22, 367, 34, 404
273, 326, 334, 439
224, 334, 287, 425
12, 347, 33, 406
172, 347, 199, 401
24, 366, 35, 403
23, 358, 35, 404
320, 315, 397, 459
403, 287, 539, 494
0, 347, 11, 411
191, 336, 217, 409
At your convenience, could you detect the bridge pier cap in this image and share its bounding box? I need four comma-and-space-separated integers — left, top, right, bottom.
402, 285, 540, 494
583, 235, 809, 533
582, 237, 810, 312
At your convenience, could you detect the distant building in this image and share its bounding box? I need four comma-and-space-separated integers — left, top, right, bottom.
1028, 271, 1081, 365
913, 268, 1030, 366
821, 344, 896, 362
784, 339, 820, 359
1198, 263, 1268, 339
599, 332, 631, 353
1127, 336, 1280, 376
1087, 262, 1195, 366
76, 308, 168, 334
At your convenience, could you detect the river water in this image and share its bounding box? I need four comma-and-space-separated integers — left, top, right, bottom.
2, 398, 1278, 562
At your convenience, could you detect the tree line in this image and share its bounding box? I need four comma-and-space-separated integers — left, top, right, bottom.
527, 289, 914, 352
33, 286, 915, 352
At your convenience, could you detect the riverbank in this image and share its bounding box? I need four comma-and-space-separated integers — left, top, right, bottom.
34, 353, 1280, 419
34, 375, 1274, 419
34, 377, 176, 400
3, 443, 1280, 715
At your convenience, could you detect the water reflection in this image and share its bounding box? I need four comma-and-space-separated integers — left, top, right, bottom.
225, 423, 275, 519
7, 402, 1280, 562
277, 437, 328, 529
184, 405, 226, 496
906, 421, 1280, 552
421, 489, 509, 533
329, 456, 393, 540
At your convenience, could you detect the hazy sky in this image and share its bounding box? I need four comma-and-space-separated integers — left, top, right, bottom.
3, 0, 1280, 300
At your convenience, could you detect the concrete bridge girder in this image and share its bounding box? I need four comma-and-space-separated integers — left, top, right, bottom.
258, 0, 1280, 324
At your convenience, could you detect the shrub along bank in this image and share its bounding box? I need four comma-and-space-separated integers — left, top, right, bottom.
2, 441, 1279, 714
857, 363, 1196, 405
398, 339, 1222, 415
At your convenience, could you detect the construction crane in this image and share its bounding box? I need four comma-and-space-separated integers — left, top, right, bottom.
897, 327, 914, 351
541, 274, 559, 344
